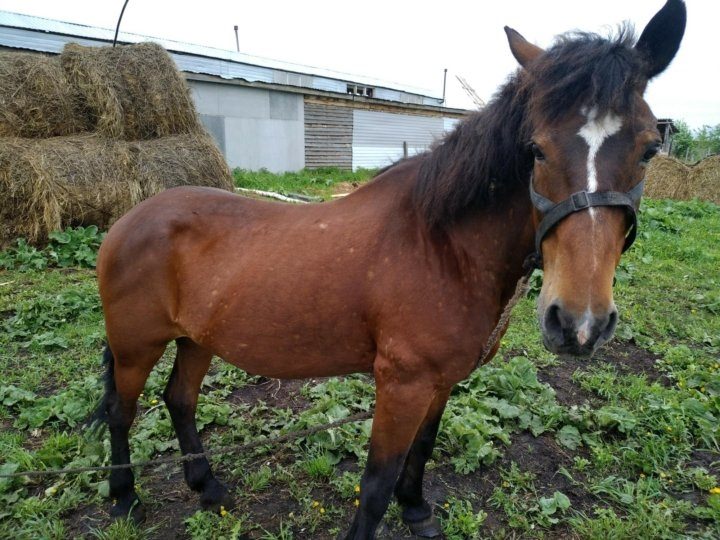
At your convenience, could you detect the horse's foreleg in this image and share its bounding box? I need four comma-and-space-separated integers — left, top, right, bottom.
344, 356, 442, 540
394, 388, 450, 537
163, 337, 233, 512
106, 346, 162, 522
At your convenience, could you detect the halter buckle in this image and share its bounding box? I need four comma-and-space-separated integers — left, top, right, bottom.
571, 191, 590, 210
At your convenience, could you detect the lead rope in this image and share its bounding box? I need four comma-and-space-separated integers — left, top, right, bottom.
0, 265, 536, 480
477, 264, 535, 366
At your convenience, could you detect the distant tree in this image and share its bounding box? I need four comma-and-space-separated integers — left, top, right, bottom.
671, 120, 694, 160
671, 121, 720, 162
695, 124, 720, 157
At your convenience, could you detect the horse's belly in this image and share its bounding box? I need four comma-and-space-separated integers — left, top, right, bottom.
187, 306, 377, 379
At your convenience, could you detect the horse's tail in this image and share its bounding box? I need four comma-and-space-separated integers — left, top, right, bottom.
86, 345, 116, 432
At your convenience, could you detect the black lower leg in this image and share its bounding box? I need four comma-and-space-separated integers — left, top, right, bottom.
394, 398, 448, 538
395, 414, 442, 522
107, 391, 144, 521
166, 398, 230, 509
164, 353, 231, 511
345, 451, 406, 540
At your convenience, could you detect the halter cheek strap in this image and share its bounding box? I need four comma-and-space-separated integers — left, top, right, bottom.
527, 178, 645, 269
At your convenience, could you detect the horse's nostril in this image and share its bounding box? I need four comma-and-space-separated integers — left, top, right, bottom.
543, 302, 564, 341
600, 308, 619, 341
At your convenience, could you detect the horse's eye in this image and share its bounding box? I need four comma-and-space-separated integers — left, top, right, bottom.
641, 144, 660, 164
531, 143, 546, 161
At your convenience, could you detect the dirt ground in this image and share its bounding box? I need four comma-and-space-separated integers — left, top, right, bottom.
64, 341, 669, 539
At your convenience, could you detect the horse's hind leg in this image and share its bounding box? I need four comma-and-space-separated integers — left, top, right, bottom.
105, 344, 164, 522
394, 389, 450, 538
163, 337, 233, 511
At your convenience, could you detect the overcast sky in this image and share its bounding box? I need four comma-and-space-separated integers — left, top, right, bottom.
0, 0, 716, 129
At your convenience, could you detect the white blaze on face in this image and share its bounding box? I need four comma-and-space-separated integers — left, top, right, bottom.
576, 107, 623, 325
578, 107, 623, 192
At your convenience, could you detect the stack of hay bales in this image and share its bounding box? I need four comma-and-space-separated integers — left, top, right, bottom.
646, 155, 720, 204
687, 155, 720, 204
0, 42, 232, 247
645, 155, 692, 200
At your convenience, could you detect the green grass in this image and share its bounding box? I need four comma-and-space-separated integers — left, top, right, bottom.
233, 167, 376, 200
0, 196, 718, 538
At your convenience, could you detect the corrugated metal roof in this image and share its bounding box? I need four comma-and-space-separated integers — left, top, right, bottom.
0, 10, 444, 105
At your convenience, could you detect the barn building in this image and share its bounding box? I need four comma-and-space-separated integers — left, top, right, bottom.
0, 11, 467, 172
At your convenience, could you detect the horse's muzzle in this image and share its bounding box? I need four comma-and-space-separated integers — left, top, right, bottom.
540, 300, 618, 357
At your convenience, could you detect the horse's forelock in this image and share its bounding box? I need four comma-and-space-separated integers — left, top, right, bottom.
527, 25, 644, 122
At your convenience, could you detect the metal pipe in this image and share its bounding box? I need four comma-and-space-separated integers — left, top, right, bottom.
234, 25, 240, 52
442, 68, 448, 105
113, 0, 130, 48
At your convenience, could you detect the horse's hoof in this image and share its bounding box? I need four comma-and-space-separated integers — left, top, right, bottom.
200, 481, 234, 513
110, 497, 146, 524
404, 513, 443, 538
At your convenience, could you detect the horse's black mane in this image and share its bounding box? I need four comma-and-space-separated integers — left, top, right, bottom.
411, 25, 645, 229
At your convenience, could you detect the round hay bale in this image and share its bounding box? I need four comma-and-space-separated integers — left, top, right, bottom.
687, 155, 720, 204
0, 134, 232, 247
0, 136, 140, 247
131, 133, 233, 198
60, 42, 201, 140
645, 155, 691, 200
0, 51, 89, 138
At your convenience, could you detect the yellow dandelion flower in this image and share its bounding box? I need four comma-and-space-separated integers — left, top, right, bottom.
220, 505, 228, 517
660, 472, 667, 478
354, 499, 360, 507
312, 500, 320, 508
444, 502, 450, 509
150, 399, 158, 405
354, 485, 361, 493
320, 507, 325, 514
709, 487, 720, 495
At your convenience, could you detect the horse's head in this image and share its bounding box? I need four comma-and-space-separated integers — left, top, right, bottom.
506, 0, 686, 356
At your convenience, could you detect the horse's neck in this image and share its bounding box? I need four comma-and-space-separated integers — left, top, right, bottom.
449, 180, 536, 296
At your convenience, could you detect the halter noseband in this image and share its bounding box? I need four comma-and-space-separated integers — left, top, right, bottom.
527, 177, 645, 270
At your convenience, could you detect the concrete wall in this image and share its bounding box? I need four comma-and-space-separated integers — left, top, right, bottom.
188, 80, 305, 172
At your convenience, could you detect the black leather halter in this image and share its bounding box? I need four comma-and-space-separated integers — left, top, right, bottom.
526, 177, 645, 270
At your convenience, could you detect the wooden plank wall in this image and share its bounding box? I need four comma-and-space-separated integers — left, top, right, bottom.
304, 100, 352, 170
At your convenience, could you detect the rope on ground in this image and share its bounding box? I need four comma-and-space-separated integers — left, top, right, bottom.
1, 269, 533, 481
0, 410, 373, 479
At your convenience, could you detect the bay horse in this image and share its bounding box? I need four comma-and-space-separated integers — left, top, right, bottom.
96, 1, 685, 537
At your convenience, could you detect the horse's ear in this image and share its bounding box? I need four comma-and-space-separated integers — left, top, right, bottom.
504, 26, 544, 68
635, 0, 686, 79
